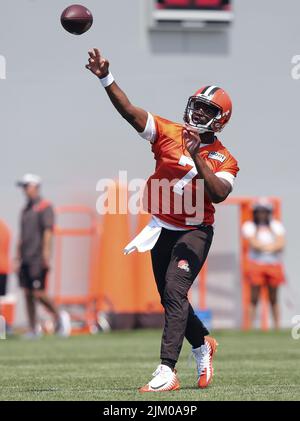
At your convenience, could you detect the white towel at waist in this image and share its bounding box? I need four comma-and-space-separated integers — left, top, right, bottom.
124, 218, 162, 255
123, 216, 189, 255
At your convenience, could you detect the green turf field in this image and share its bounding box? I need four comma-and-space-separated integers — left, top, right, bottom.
0, 329, 299, 401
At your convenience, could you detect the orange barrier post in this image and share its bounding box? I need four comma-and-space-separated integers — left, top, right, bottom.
53, 205, 98, 333
0, 219, 14, 326
0, 219, 11, 279
0, 295, 16, 326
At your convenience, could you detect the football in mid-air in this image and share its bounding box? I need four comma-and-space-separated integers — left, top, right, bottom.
61, 4, 93, 35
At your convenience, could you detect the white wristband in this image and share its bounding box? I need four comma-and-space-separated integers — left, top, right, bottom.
99, 72, 115, 88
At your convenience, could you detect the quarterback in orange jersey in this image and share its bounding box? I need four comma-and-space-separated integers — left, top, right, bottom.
86, 49, 239, 392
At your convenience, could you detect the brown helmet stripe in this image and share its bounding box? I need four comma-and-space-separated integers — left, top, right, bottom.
208, 86, 221, 96
200, 86, 211, 95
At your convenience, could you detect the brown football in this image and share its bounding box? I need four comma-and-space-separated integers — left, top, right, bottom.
61, 4, 93, 35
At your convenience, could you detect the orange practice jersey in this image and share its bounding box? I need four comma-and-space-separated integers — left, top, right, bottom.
145, 115, 239, 228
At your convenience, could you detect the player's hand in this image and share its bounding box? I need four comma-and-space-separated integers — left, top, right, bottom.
183, 124, 201, 157
85, 48, 110, 79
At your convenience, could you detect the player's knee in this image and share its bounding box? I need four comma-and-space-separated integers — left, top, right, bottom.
24, 288, 33, 298
33, 290, 44, 300
163, 283, 187, 305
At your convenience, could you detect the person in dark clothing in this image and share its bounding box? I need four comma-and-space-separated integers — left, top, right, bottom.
15, 174, 70, 338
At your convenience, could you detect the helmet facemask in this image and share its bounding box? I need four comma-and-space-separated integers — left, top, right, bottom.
184, 96, 223, 134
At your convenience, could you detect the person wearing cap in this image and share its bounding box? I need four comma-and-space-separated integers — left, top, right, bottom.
15, 174, 70, 338
242, 199, 286, 329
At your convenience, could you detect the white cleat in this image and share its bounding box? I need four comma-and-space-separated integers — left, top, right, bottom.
192, 336, 218, 388
22, 328, 43, 340
56, 311, 71, 337
22, 331, 42, 340
139, 364, 180, 393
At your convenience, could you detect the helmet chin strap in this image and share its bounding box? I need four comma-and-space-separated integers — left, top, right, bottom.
185, 123, 214, 134
186, 111, 215, 134
196, 126, 214, 134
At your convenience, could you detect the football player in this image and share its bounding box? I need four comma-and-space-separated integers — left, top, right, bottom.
86, 48, 239, 392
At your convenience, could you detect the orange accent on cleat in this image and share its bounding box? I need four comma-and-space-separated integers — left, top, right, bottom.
206, 336, 219, 354
198, 336, 218, 389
